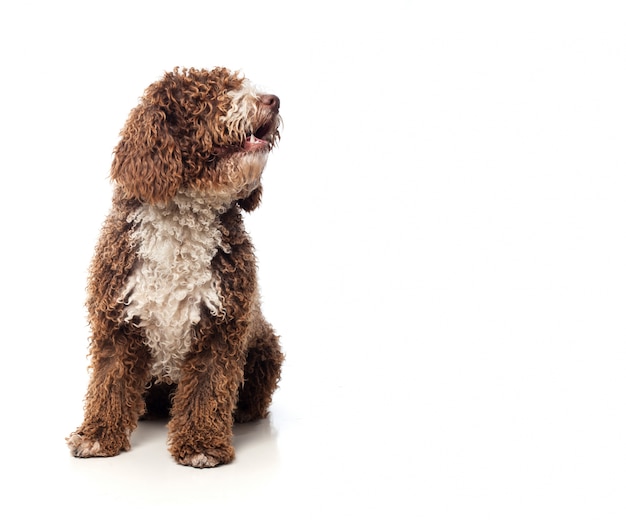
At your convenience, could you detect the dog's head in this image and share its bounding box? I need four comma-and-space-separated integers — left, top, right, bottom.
111, 67, 281, 211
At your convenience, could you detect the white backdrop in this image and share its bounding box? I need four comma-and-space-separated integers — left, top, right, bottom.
1, 1, 625, 518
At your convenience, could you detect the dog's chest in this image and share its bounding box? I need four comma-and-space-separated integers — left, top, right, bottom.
121, 192, 227, 383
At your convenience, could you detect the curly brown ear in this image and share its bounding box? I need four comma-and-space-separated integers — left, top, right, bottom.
238, 185, 263, 212
111, 105, 183, 204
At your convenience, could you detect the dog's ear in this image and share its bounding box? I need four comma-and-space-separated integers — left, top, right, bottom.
237, 185, 263, 212
111, 105, 183, 204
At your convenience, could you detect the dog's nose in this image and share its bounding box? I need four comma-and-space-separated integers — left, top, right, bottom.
260, 94, 280, 111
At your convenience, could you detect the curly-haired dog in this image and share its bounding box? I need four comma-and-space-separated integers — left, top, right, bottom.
67, 67, 284, 468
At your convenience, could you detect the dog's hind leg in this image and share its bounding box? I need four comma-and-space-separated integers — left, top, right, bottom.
67, 324, 151, 458
234, 320, 284, 423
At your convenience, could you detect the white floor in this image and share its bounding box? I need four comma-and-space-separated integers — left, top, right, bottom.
7, 285, 626, 518
2, 1, 626, 518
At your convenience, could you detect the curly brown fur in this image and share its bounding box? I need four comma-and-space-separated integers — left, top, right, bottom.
67, 67, 284, 468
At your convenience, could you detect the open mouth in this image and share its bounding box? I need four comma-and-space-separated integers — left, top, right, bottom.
243, 132, 269, 152
243, 121, 274, 152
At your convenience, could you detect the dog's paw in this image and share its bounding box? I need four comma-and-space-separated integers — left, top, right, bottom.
234, 404, 269, 423
170, 442, 235, 468
178, 452, 223, 468
67, 432, 102, 457
234, 409, 259, 423
66, 430, 130, 458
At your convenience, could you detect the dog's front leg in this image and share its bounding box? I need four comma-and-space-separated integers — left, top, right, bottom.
67, 327, 151, 458
167, 337, 245, 468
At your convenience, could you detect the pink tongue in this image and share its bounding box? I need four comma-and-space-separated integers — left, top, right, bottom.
244, 134, 268, 151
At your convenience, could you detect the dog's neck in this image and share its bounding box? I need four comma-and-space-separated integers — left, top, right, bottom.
126, 188, 234, 266
155, 187, 233, 214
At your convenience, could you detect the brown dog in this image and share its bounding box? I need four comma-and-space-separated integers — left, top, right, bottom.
67, 67, 284, 468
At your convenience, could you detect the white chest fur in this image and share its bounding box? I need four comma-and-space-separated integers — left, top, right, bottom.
121, 191, 227, 383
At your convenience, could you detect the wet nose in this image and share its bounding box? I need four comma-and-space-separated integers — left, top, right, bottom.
260, 94, 280, 110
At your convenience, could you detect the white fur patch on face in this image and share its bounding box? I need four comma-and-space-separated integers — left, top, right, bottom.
221, 79, 261, 139
121, 190, 228, 383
